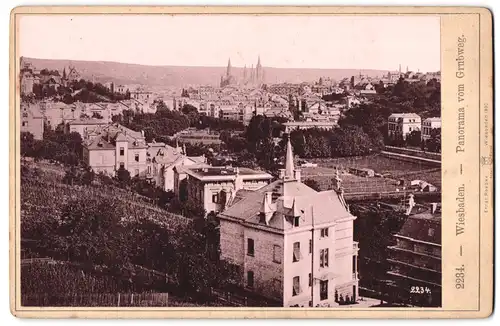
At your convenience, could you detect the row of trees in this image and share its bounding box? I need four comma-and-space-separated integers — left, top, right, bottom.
27, 77, 131, 104
115, 108, 191, 142
289, 126, 381, 158
387, 128, 441, 153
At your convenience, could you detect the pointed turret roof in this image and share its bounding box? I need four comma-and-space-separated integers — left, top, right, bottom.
226, 58, 232, 77
285, 136, 294, 179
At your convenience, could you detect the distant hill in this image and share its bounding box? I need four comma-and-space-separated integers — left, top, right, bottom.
23, 57, 392, 89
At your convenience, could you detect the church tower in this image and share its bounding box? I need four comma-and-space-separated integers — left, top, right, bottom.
256, 55, 263, 83
226, 58, 232, 77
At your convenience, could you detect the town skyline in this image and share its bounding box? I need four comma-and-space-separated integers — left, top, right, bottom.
21, 55, 438, 74
20, 15, 440, 72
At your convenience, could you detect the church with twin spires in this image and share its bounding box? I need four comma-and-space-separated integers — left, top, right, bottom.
220, 56, 265, 88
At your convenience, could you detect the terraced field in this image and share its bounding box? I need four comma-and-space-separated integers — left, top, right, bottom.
20, 162, 192, 237
302, 154, 441, 192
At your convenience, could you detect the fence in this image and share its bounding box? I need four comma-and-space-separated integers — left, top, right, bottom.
20, 257, 56, 266
384, 146, 441, 160
209, 287, 281, 307
22, 292, 169, 307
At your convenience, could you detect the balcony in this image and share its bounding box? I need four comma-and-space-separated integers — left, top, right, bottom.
353, 242, 359, 254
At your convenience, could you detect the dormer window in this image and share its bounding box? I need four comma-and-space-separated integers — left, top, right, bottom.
257, 213, 265, 224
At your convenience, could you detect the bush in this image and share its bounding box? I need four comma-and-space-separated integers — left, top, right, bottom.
116, 167, 131, 186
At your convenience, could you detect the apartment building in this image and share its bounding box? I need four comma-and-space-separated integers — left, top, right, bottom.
387, 113, 422, 140
387, 202, 442, 307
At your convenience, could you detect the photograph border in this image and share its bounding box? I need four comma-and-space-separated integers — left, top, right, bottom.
9, 5, 494, 319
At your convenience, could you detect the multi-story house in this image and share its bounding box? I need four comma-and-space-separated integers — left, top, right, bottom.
130, 87, 153, 102
20, 71, 35, 95
39, 101, 81, 128
115, 85, 127, 94
20, 104, 44, 140
388, 113, 422, 140
386, 202, 441, 307
218, 139, 359, 307
146, 141, 206, 192
421, 117, 441, 142
82, 123, 149, 177
173, 165, 272, 215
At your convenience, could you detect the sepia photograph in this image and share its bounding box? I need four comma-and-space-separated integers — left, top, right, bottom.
18, 6, 500, 317
16, 13, 444, 310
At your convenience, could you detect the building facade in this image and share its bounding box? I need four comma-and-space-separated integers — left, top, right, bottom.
388, 113, 422, 140
82, 123, 151, 177
218, 139, 359, 307
386, 203, 442, 307
20, 104, 44, 140
146, 141, 206, 192
173, 165, 272, 215
82, 123, 205, 189
421, 117, 441, 142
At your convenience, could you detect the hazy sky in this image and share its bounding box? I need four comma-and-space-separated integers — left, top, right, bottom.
19, 15, 440, 72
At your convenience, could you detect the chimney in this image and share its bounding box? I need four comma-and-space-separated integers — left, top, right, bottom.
278, 169, 286, 179
431, 202, 438, 214
261, 191, 274, 225
332, 169, 342, 191
405, 193, 415, 216
293, 169, 301, 183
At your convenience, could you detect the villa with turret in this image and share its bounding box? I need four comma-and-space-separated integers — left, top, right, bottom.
218, 138, 360, 307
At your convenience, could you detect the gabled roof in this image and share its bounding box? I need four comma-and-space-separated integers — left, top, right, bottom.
68, 118, 108, 126
220, 179, 354, 231
220, 135, 354, 231
84, 123, 147, 150
396, 214, 441, 245
115, 133, 128, 142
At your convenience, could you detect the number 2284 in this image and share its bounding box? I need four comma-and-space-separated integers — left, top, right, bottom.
455, 266, 465, 289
